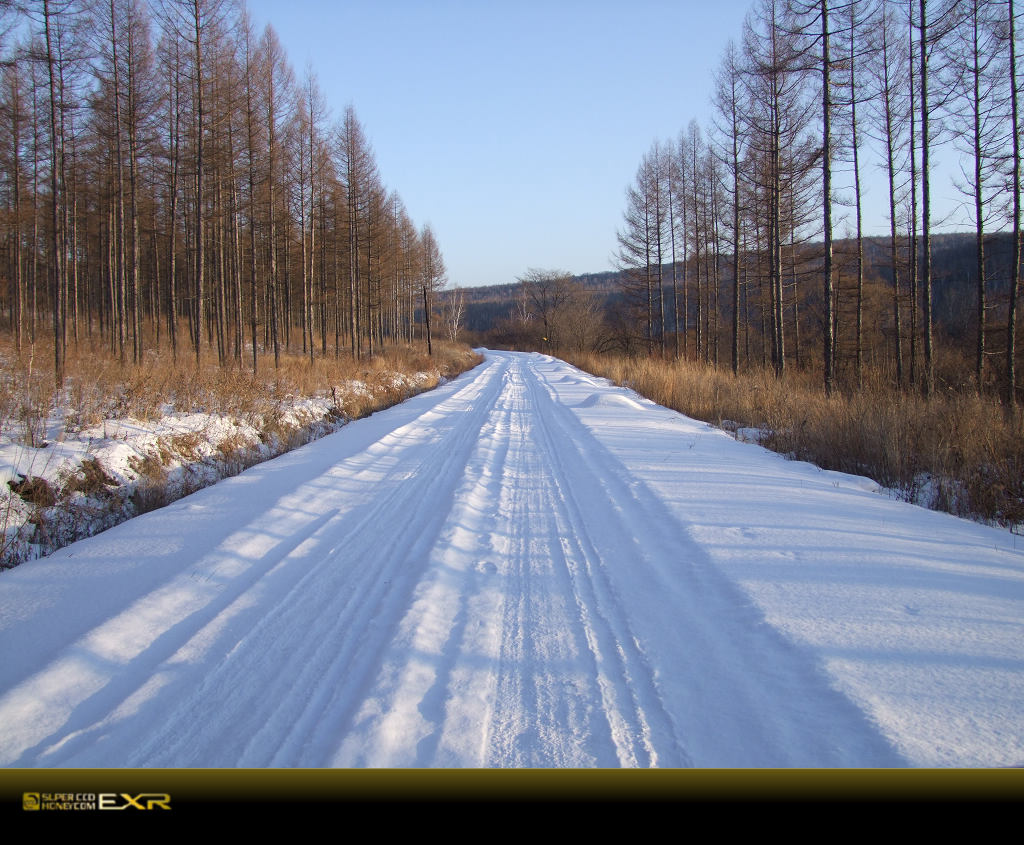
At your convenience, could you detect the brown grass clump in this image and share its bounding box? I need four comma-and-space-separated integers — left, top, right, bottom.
7, 475, 57, 508
568, 351, 1024, 528
128, 450, 168, 484
168, 431, 207, 462
59, 458, 117, 498
131, 467, 171, 516
216, 431, 262, 478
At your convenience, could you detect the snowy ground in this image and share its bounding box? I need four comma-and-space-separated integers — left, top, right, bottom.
0, 350, 1021, 768
0, 371, 436, 567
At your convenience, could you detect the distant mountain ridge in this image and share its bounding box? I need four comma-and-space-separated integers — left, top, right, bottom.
446, 231, 1017, 339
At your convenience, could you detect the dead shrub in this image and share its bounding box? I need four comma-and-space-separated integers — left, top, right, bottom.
8, 475, 57, 508
128, 449, 168, 482
60, 458, 117, 498
131, 473, 171, 516
258, 409, 285, 446
216, 431, 259, 476
169, 430, 206, 461
337, 391, 371, 420
19, 404, 48, 448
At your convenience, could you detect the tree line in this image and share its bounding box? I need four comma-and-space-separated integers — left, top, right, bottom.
0, 0, 448, 387
617, 0, 1023, 405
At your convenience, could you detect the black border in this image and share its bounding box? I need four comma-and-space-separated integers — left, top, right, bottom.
3, 768, 1022, 811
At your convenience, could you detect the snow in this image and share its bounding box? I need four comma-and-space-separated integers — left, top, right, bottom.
0, 349, 1021, 767
0, 372, 437, 566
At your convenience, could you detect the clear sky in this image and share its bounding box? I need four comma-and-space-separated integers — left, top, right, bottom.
244, 0, 969, 289
243, 0, 758, 287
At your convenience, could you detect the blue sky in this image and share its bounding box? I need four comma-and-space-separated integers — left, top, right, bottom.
243, 0, 756, 287
245, 0, 968, 289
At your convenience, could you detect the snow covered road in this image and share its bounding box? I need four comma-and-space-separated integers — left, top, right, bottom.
1, 350, 1022, 767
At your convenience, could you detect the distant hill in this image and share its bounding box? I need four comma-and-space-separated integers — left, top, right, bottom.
442, 232, 1018, 340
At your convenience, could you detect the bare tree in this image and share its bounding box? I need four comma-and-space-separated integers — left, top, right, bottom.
915, 0, 961, 396
336, 105, 378, 358
867, 0, 912, 387
741, 0, 817, 378
419, 223, 445, 356
943, 0, 1007, 389
712, 40, 748, 375
517, 267, 573, 350
158, 0, 233, 366
616, 151, 661, 352
2, 46, 28, 352
1006, 0, 1021, 406
24, 0, 81, 385
442, 285, 464, 343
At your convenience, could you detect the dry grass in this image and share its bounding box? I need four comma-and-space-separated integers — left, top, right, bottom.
0, 335, 482, 568
0, 348, 53, 447
59, 458, 117, 499
0, 336, 479, 430
7, 475, 57, 508
568, 351, 1024, 528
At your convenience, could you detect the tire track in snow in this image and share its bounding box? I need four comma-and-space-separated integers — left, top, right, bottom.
327, 362, 518, 766
334, 356, 685, 766
414, 363, 517, 766
523, 359, 691, 767
0, 357, 509, 767
482, 359, 629, 766
530, 354, 906, 767
327, 358, 596, 766
142, 356, 511, 768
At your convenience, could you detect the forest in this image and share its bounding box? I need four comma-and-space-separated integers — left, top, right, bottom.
610, 0, 1023, 405
0, 0, 448, 384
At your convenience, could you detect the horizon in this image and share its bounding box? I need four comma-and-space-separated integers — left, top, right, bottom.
245, 0, 977, 290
